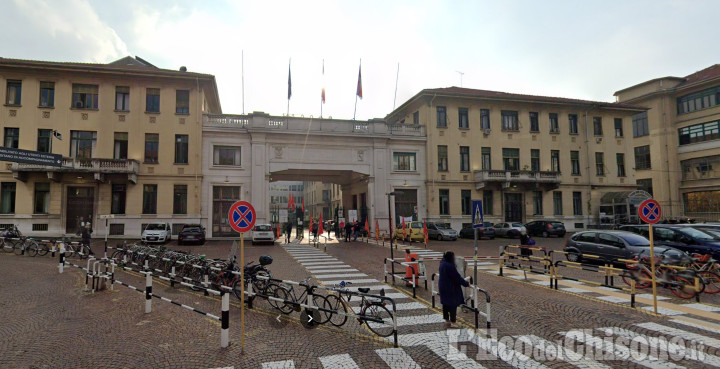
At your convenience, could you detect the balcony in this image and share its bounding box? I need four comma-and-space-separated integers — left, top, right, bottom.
474, 169, 561, 190
11, 158, 140, 183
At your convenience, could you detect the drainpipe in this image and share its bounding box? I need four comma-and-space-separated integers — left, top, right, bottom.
584, 107, 593, 227
661, 95, 673, 217
427, 93, 438, 223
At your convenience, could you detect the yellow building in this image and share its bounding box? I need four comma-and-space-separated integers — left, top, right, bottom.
387, 87, 646, 231
615, 64, 720, 221
0, 56, 220, 237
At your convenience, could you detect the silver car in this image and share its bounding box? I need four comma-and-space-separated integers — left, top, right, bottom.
494, 222, 526, 238
426, 222, 458, 241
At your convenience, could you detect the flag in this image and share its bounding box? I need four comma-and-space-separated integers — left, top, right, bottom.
402, 217, 406, 238
277, 223, 281, 239
288, 193, 294, 209
309, 216, 313, 238
423, 220, 429, 245
321, 59, 326, 104
356, 63, 363, 99
301, 198, 305, 213
287, 61, 292, 100
318, 214, 324, 236
365, 218, 369, 233
375, 219, 379, 241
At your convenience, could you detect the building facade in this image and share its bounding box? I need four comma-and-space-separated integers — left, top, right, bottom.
0, 56, 220, 237
615, 64, 720, 221
386, 87, 646, 231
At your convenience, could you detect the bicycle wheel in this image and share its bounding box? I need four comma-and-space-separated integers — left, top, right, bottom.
64, 245, 76, 258
272, 285, 295, 314
668, 274, 700, 299
26, 241, 39, 257
622, 269, 651, 289
310, 295, 330, 324
37, 242, 50, 256
323, 294, 348, 327
253, 269, 271, 293
13, 241, 24, 255
698, 270, 720, 294
361, 303, 395, 337
1, 239, 13, 253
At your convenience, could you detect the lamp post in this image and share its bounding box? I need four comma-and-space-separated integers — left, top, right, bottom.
386, 192, 398, 260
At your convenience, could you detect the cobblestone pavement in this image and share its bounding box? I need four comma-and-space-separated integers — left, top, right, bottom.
2, 235, 720, 368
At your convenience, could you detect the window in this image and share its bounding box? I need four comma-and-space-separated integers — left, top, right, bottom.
4, 128, 19, 148
480, 109, 490, 130
529, 112, 539, 132
37, 129, 52, 153
174, 134, 189, 164
114, 132, 128, 160
572, 191, 583, 215
632, 112, 648, 137
413, 111, 419, 124
393, 152, 416, 171
533, 191, 543, 215
460, 146, 470, 172
176, 90, 190, 114
68, 131, 96, 159
458, 108, 469, 129
481, 147, 491, 170
682, 155, 720, 180
145, 134, 159, 163
593, 117, 603, 136
5, 80, 21, 105
551, 150, 560, 172
684, 191, 720, 213
0, 182, 16, 214
678, 120, 720, 145
502, 148, 519, 170
595, 152, 605, 176
571, 151, 580, 175
439, 189, 449, 215
461, 190, 471, 215
213, 146, 241, 166
617, 153, 626, 177
677, 87, 720, 114
550, 113, 559, 133
501, 110, 519, 131
142, 184, 158, 214
637, 179, 653, 197
436, 106, 447, 127
114, 86, 130, 111
553, 191, 563, 215
72, 84, 98, 109
531, 149, 540, 172
613, 118, 623, 137
34, 182, 50, 214
111, 184, 126, 214
39, 82, 54, 108
483, 191, 493, 215
437, 145, 448, 171
146, 88, 160, 112
173, 185, 187, 215
634, 145, 651, 170
569, 114, 578, 134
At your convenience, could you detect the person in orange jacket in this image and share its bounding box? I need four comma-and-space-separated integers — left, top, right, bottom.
405, 249, 420, 286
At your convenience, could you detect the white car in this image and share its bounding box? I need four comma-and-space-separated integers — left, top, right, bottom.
252, 224, 275, 245
494, 222, 527, 238
141, 222, 172, 243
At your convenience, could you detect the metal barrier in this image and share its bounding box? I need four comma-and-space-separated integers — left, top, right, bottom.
499, 245, 552, 284
383, 257, 427, 297
430, 273, 491, 334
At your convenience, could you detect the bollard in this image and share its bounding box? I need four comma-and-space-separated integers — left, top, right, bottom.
170, 266, 176, 288
204, 274, 210, 296
51, 245, 56, 258
110, 263, 115, 291
221, 291, 229, 348
145, 273, 152, 314
59, 249, 65, 273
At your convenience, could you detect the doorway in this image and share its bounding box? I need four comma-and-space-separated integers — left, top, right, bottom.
66, 187, 94, 234
504, 193, 523, 222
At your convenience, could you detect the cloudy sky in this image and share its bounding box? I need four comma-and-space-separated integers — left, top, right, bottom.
2, 0, 719, 119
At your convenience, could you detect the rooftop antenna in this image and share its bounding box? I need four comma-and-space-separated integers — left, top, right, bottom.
455, 71, 464, 87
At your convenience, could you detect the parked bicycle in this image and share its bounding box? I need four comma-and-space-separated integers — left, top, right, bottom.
322, 281, 394, 337
687, 253, 720, 294
621, 250, 704, 299
272, 277, 330, 324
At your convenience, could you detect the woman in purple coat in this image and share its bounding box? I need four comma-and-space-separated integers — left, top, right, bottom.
439, 251, 469, 328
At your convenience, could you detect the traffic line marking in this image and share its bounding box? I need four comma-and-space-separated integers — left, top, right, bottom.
636, 322, 720, 349
375, 348, 421, 369
319, 354, 360, 369
261, 361, 295, 369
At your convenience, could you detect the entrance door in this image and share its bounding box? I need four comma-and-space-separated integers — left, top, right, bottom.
504, 193, 523, 222
66, 187, 94, 234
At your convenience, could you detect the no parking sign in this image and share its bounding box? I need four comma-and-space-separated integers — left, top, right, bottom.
228, 201, 256, 233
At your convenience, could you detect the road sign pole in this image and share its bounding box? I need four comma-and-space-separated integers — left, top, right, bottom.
104, 218, 109, 259
649, 223, 658, 314
637, 198, 661, 315
240, 232, 245, 353
474, 228, 478, 286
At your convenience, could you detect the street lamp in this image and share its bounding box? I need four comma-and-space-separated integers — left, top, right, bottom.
386, 191, 399, 260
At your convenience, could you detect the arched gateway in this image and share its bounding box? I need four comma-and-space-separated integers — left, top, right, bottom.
202, 112, 427, 238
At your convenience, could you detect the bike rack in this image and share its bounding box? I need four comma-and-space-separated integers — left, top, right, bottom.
383, 257, 427, 297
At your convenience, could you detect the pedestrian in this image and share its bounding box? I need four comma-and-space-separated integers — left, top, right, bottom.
311, 221, 319, 241
81, 223, 94, 255
519, 230, 533, 256
344, 221, 353, 242
438, 251, 469, 329
352, 221, 360, 241
285, 222, 292, 243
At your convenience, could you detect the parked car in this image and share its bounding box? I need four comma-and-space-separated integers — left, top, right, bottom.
426, 222, 458, 241
141, 222, 171, 243
252, 224, 275, 245
524, 220, 566, 238
393, 221, 425, 242
494, 222, 526, 238
619, 224, 720, 259
178, 224, 206, 245
564, 230, 691, 264
459, 222, 495, 239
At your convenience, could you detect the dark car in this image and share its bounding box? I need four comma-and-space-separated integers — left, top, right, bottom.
564, 230, 691, 264
619, 224, 720, 259
178, 224, 206, 245
524, 220, 566, 238
459, 222, 495, 239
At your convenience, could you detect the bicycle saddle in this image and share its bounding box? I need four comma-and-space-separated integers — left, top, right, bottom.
358, 287, 370, 293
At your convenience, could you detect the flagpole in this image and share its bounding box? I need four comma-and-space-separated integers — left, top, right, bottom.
393, 62, 399, 110
287, 58, 291, 119
354, 58, 361, 120
320, 59, 324, 119
242, 50, 245, 114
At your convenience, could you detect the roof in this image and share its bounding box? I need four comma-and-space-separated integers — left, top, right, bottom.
389, 86, 646, 119
678, 64, 720, 88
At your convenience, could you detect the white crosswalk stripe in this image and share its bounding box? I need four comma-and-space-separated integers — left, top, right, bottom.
599, 327, 715, 365
321, 279, 380, 285
261, 360, 295, 369
636, 322, 720, 349
300, 261, 346, 266
308, 268, 360, 274
375, 348, 421, 369
319, 353, 360, 368
306, 264, 355, 270
513, 334, 612, 369
670, 318, 720, 334
315, 273, 369, 279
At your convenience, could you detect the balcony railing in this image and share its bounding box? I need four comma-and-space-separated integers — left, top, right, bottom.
474, 169, 561, 189
12, 158, 140, 183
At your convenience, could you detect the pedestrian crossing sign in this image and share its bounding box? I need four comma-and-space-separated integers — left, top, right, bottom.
472, 200, 484, 229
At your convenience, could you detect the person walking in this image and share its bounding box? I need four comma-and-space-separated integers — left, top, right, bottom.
344, 221, 353, 242
81, 223, 94, 255
438, 251, 468, 329
311, 220, 319, 241
285, 222, 293, 243
519, 230, 534, 256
